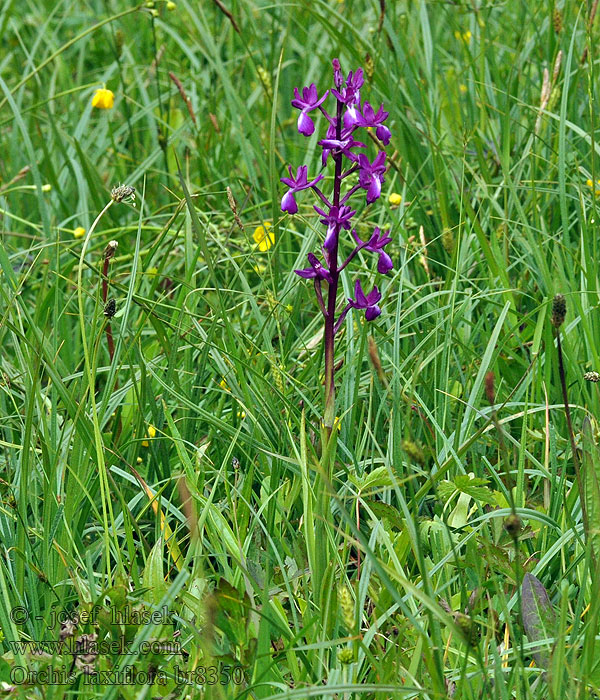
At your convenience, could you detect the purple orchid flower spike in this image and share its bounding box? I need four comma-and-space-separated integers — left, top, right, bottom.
294, 253, 333, 283
348, 280, 382, 321
353, 227, 393, 274
358, 151, 387, 203
280, 165, 324, 214
281, 58, 392, 435
356, 102, 391, 145
291, 83, 329, 136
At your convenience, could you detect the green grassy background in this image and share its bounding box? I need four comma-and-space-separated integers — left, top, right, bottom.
1, 0, 600, 697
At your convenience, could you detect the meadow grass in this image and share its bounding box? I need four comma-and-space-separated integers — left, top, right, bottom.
1, 0, 600, 697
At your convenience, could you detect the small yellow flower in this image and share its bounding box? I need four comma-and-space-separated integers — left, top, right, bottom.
388, 192, 402, 206
320, 416, 342, 431
91, 88, 115, 110
455, 30, 472, 42
253, 221, 274, 251
587, 178, 600, 196
41, 184, 52, 192
220, 378, 230, 392
73, 227, 86, 239
459, 84, 468, 94
142, 424, 156, 447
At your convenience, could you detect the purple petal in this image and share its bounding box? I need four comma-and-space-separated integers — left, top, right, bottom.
357, 153, 369, 168
295, 165, 308, 187
377, 251, 393, 274
372, 151, 387, 170
365, 305, 381, 321
281, 191, 298, 214
366, 176, 382, 203
376, 124, 391, 145
343, 105, 360, 129
294, 267, 316, 279
323, 224, 338, 252
353, 279, 367, 307
366, 285, 382, 305
297, 111, 315, 136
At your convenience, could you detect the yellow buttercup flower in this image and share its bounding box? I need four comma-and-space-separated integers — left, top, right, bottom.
587, 178, 600, 196
454, 30, 472, 42
142, 424, 156, 447
92, 88, 115, 110
388, 192, 402, 206
253, 221, 274, 251
459, 84, 468, 94
73, 227, 86, 239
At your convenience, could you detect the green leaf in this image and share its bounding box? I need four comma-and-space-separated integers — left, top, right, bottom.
582, 416, 600, 564
521, 572, 556, 670
350, 466, 394, 493
438, 475, 495, 506
361, 499, 404, 530
142, 540, 168, 606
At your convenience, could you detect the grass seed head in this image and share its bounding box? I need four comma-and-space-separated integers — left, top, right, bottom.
551, 293, 566, 328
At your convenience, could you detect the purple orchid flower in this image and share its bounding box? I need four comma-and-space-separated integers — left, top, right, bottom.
294, 252, 333, 283
318, 136, 366, 163
332, 68, 364, 129
314, 204, 356, 251
332, 68, 364, 106
291, 84, 329, 136
348, 280, 382, 321
356, 102, 391, 145
280, 165, 324, 214
358, 151, 387, 203
353, 227, 393, 274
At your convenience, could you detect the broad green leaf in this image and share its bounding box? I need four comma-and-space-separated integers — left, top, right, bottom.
521, 572, 556, 670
